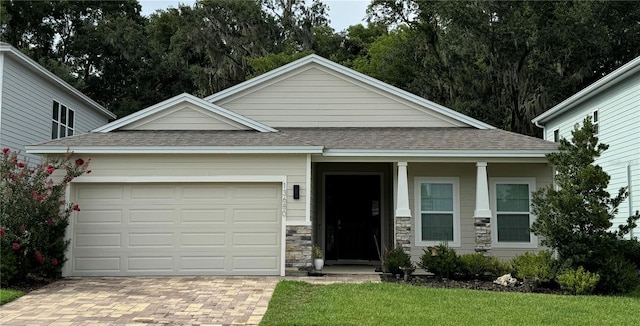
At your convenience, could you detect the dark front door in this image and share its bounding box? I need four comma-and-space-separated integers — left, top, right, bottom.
325, 174, 381, 261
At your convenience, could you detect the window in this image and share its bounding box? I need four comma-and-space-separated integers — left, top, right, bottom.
592, 109, 599, 135
490, 178, 537, 248
415, 177, 459, 247
52, 100, 74, 139
553, 129, 559, 142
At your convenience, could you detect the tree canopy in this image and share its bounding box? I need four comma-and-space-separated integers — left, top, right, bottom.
1, 0, 639, 135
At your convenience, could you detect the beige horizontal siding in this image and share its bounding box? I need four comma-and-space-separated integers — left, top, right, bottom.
214, 64, 466, 128
71, 154, 308, 223
408, 162, 552, 262
123, 104, 248, 131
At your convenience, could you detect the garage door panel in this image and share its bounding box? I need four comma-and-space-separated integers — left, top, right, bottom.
183, 186, 227, 199
180, 256, 226, 271
75, 257, 121, 272
78, 185, 124, 199
233, 209, 279, 222
128, 233, 175, 247
181, 209, 227, 223
71, 182, 282, 276
130, 186, 175, 199
127, 256, 174, 271
233, 256, 278, 270
129, 209, 175, 223
75, 233, 121, 248
76, 209, 123, 224
180, 232, 226, 247
233, 233, 279, 246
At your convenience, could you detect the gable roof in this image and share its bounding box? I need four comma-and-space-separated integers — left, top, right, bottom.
533, 55, 640, 125
27, 127, 556, 158
93, 93, 277, 133
0, 42, 116, 119
205, 54, 495, 130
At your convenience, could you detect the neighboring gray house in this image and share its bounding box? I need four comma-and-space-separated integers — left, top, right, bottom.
0, 43, 115, 162
533, 55, 640, 240
29, 55, 557, 277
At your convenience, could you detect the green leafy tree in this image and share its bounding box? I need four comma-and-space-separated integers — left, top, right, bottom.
530, 117, 640, 294
0, 149, 90, 284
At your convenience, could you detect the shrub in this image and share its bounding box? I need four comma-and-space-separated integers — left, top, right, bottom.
557, 266, 600, 295
0, 238, 18, 286
530, 118, 640, 294
383, 247, 412, 275
0, 149, 89, 284
510, 251, 557, 283
419, 243, 458, 279
458, 253, 490, 279
487, 256, 512, 276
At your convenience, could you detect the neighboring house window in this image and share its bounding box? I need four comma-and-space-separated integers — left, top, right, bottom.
490, 178, 537, 248
415, 177, 460, 247
553, 129, 559, 142
52, 101, 75, 139
592, 109, 599, 135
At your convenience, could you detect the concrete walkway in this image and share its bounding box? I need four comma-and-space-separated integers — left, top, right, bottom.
0, 275, 379, 326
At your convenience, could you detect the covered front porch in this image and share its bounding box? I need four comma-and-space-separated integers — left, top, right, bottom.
283, 158, 552, 273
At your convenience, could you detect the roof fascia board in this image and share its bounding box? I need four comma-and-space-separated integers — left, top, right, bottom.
322, 149, 554, 158
205, 54, 494, 130
25, 145, 323, 154
533, 55, 640, 125
311, 155, 550, 164
93, 93, 277, 132
0, 43, 115, 119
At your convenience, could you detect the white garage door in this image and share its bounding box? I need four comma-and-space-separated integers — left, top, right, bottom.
70, 183, 282, 276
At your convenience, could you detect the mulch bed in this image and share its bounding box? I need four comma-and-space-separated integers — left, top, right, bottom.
4, 277, 55, 293
381, 274, 564, 295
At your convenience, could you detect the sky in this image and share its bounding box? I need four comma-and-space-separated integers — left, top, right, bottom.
138, 0, 370, 32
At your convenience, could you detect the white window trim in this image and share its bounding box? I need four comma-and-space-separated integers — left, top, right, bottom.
592, 109, 599, 136
414, 177, 460, 247
552, 128, 559, 143
490, 177, 537, 249
52, 99, 75, 139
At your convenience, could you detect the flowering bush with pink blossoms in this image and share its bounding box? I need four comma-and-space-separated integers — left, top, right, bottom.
1, 148, 90, 285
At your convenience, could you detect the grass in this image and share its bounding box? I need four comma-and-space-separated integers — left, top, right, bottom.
260, 281, 640, 326
0, 288, 24, 305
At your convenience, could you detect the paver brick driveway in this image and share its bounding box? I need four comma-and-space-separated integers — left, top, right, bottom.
0, 277, 280, 326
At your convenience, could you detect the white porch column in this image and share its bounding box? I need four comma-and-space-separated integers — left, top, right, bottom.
395, 162, 411, 217
395, 162, 411, 253
474, 162, 492, 218
474, 162, 492, 255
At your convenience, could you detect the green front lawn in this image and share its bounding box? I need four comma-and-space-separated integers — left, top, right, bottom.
0, 289, 24, 305
261, 281, 640, 326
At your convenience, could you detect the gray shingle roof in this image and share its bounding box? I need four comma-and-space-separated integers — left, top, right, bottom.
32, 128, 557, 152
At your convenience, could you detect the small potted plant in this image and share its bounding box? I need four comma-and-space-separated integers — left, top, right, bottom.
312, 245, 324, 271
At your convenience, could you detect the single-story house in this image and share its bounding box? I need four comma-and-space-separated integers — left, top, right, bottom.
27, 55, 557, 277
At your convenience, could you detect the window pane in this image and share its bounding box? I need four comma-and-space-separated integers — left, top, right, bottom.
497, 213, 530, 242
60, 125, 66, 138
68, 110, 74, 128
593, 110, 598, 123
52, 101, 59, 120
496, 184, 529, 212
67, 129, 74, 136
61, 105, 67, 125
553, 129, 559, 142
422, 213, 454, 241
421, 183, 453, 211
51, 122, 58, 139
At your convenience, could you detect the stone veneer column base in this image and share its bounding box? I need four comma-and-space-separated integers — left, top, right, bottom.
396, 216, 411, 253
474, 217, 491, 256
285, 225, 312, 270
